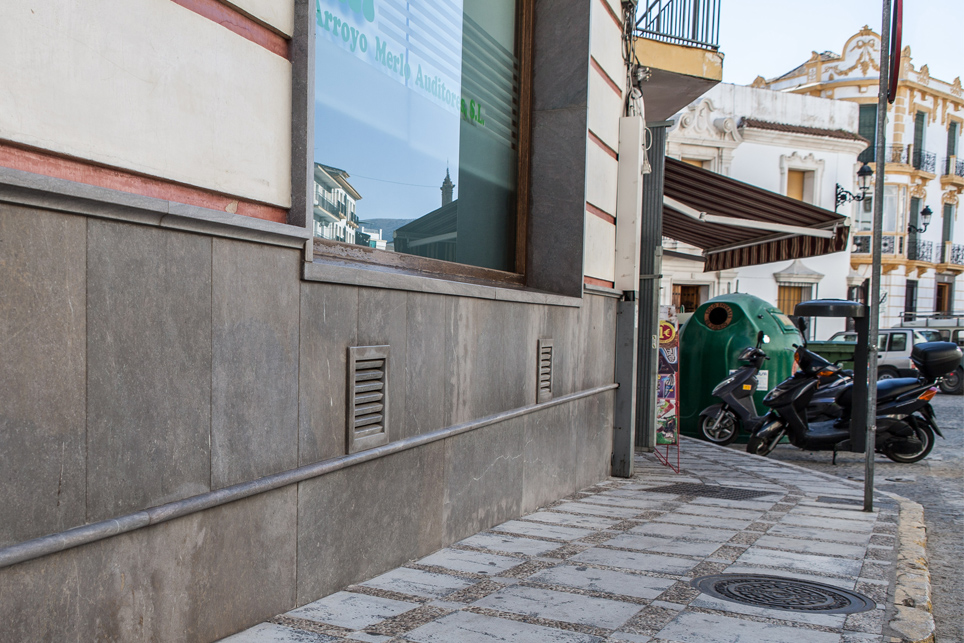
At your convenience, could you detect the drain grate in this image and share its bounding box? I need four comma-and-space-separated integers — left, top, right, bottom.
692, 574, 874, 614
643, 483, 779, 501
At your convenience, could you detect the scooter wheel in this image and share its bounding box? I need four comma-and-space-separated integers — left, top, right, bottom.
883, 423, 935, 463
938, 367, 963, 395
746, 428, 784, 457
700, 410, 739, 445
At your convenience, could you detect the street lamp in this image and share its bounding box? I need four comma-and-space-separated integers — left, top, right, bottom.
907, 205, 932, 234
835, 163, 874, 212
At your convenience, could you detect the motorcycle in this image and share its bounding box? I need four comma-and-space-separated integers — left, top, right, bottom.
699, 331, 850, 445
746, 338, 961, 464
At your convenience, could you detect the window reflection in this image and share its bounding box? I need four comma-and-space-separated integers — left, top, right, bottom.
313, 0, 520, 272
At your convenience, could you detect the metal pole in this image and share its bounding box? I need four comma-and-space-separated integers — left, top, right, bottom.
865, 0, 892, 512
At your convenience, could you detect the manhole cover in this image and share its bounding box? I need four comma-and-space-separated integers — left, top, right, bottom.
643, 483, 778, 501
691, 574, 875, 614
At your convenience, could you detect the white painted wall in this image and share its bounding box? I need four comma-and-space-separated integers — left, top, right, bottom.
0, 0, 292, 207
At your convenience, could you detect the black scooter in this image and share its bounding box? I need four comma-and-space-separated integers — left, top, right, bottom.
699, 332, 850, 445
746, 338, 959, 463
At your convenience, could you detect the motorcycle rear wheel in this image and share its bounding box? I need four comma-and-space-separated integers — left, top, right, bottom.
746, 427, 785, 457
882, 422, 934, 463
700, 409, 739, 445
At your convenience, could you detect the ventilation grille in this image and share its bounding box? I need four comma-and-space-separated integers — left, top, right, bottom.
347, 345, 390, 454
537, 339, 553, 403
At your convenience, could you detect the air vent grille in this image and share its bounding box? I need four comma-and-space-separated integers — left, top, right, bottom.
347, 345, 390, 454
537, 339, 553, 403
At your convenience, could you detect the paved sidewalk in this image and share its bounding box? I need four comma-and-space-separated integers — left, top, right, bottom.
222, 438, 925, 643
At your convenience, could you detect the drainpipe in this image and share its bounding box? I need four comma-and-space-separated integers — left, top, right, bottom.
612, 114, 646, 478
635, 121, 670, 451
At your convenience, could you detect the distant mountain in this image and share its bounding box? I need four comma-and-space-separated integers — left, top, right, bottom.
357, 218, 415, 239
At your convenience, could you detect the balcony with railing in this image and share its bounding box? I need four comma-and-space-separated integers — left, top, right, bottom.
940, 242, 964, 267
881, 144, 937, 173
631, 0, 723, 120
941, 155, 964, 189
636, 0, 720, 50
907, 239, 934, 262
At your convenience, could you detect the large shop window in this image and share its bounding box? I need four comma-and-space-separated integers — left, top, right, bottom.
313, 0, 522, 275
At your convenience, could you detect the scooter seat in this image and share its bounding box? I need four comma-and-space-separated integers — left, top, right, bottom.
876, 378, 922, 402
836, 377, 920, 408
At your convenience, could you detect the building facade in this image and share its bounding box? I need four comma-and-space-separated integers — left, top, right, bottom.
757, 27, 964, 326
0, 0, 726, 640
662, 83, 866, 337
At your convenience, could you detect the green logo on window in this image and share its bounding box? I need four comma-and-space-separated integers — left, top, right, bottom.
340, 0, 375, 22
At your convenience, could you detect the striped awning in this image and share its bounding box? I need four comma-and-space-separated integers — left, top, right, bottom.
661, 158, 850, 272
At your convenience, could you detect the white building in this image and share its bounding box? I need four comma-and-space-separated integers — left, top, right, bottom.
663, 83, 868, 337
757, 27, 964, 326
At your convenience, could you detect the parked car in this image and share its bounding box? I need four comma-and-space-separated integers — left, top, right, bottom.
828, 328, 931, 379
898, 313, 964, 394
828, 327, 963, 394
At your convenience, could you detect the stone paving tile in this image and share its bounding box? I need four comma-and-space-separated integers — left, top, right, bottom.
527, 563, 676, 600
571, 547, 700, 575
790, 506, 879, 521
687, 497, 777, 510
629, 522, 737, 543
219, 623, 340, 642
604, 533, 723, 558
474, 584, 643, 629
580, 495, 678, 510
286, 591, 419, 630
455, 532, 561, 557
654, 610, 842, 643
672, 504, 764, 521
735, 548, 864, 577
553, 501, 647, 519
653, 513, 755, 530
415, 548, 523, 576
752, 534, 867, 559
403, 610, 604, 643
522, 511, 621, 530
779, 515, 875, 533
361, 567, 474, 599
491, 519, 594, 541
766, 524, 873, 545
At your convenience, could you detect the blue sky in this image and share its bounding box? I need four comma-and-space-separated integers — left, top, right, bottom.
718, 0, 963, 86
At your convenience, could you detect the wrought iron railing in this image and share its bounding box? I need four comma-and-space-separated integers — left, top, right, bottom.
636, 0, 721, 51
948, 243, 964, 266
912, 148, 937, 173
942, 156, 964, 177
908, 239, 934, 262
885, 144, 909, 164
852, 235, 871, 254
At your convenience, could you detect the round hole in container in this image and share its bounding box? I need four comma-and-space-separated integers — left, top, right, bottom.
705, 303, 733, 330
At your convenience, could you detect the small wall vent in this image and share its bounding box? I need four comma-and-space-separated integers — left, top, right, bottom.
537, 339, 553, 403
347, 345, 390, 454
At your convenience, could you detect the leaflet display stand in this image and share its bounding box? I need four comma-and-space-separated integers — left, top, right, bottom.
654, 305, 681, 473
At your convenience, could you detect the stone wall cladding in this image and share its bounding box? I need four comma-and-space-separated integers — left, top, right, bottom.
0, 207, 617, 642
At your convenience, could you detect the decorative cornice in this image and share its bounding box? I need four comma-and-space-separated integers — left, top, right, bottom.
671, 99, 743, 145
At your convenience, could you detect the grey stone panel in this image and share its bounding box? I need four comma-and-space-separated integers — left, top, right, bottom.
527, 106, 589, 299
86, 221, 212, 521
0, 487, 297, 643
0, 205, 87, 546
299, 282, 358, 464
532, 0, 591, 112
501, 302, 542, 408
570, 391, 615, 490
402, 292, 447, 441
444, 297, 507, 426
547, 304, 579, 398
357, 288, 408, 445
575, 295, 617, 392
522, 402, 575, 513
442, 417, 525, 544
212, 239, 300, 489
296, 442, 445, 603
